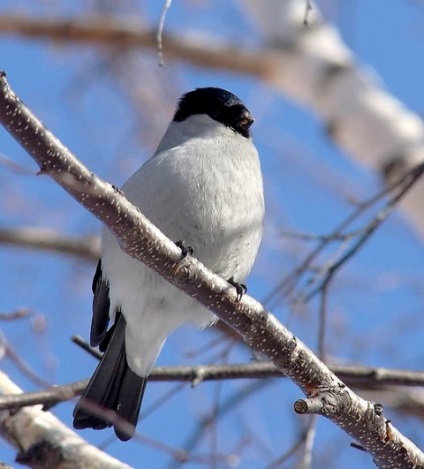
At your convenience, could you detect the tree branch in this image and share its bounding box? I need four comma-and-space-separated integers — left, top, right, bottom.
0, 371, 130, 468
0, 15, 275, 77
2, 362, 424, 413
0, 227, 99, 260
0, 72, 423, 467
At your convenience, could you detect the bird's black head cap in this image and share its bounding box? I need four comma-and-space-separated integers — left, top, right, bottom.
173, 87, 254, 138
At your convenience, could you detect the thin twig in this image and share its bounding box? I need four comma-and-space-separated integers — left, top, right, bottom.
0, 309, 31, 321
317, 283, 328, 360
301, 415, 318, 469
157, 0, 173, 67
72, 335, 101, 360
267, 432, 307, 468
279, 228, 362, 243
303, 163, 424, 302
304, 0, 314, 25
177, 380, 270, 462
0, 152, 34, 175
2, 336, 51, 388
263, 163, 424, 309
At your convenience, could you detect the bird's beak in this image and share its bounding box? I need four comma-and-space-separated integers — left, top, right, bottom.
239, 111, 255, 131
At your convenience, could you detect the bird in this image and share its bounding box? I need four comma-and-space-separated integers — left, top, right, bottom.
73, 87, 265, 441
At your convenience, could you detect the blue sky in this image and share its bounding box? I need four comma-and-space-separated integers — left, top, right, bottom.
1, 1, 424, 467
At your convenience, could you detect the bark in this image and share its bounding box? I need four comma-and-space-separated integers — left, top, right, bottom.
0, 371, 130, 469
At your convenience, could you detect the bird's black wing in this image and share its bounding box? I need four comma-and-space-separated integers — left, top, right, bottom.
73, 313, 146, 441
90, 260, 110, 347
73, 261, 146, 440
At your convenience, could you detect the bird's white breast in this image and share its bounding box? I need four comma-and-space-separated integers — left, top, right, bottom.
101, 115, 264, 375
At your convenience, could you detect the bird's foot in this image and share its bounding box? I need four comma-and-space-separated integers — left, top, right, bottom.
175, 240, 194, 259
228, 277, 247, 302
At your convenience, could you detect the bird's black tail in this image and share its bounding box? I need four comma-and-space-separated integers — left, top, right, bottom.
73, 314, 146, 441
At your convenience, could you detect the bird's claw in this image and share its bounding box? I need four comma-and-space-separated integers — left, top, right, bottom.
176, 240, 194, 259
228, 277, 247, 302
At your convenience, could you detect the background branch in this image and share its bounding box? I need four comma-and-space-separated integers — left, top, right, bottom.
0, 227, 99, 260
0, 16, 272, 77
2, 362, 424, 412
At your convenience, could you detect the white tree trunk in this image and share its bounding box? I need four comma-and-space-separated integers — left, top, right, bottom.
244, 0, 424, 235
0, 371, 129, 469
